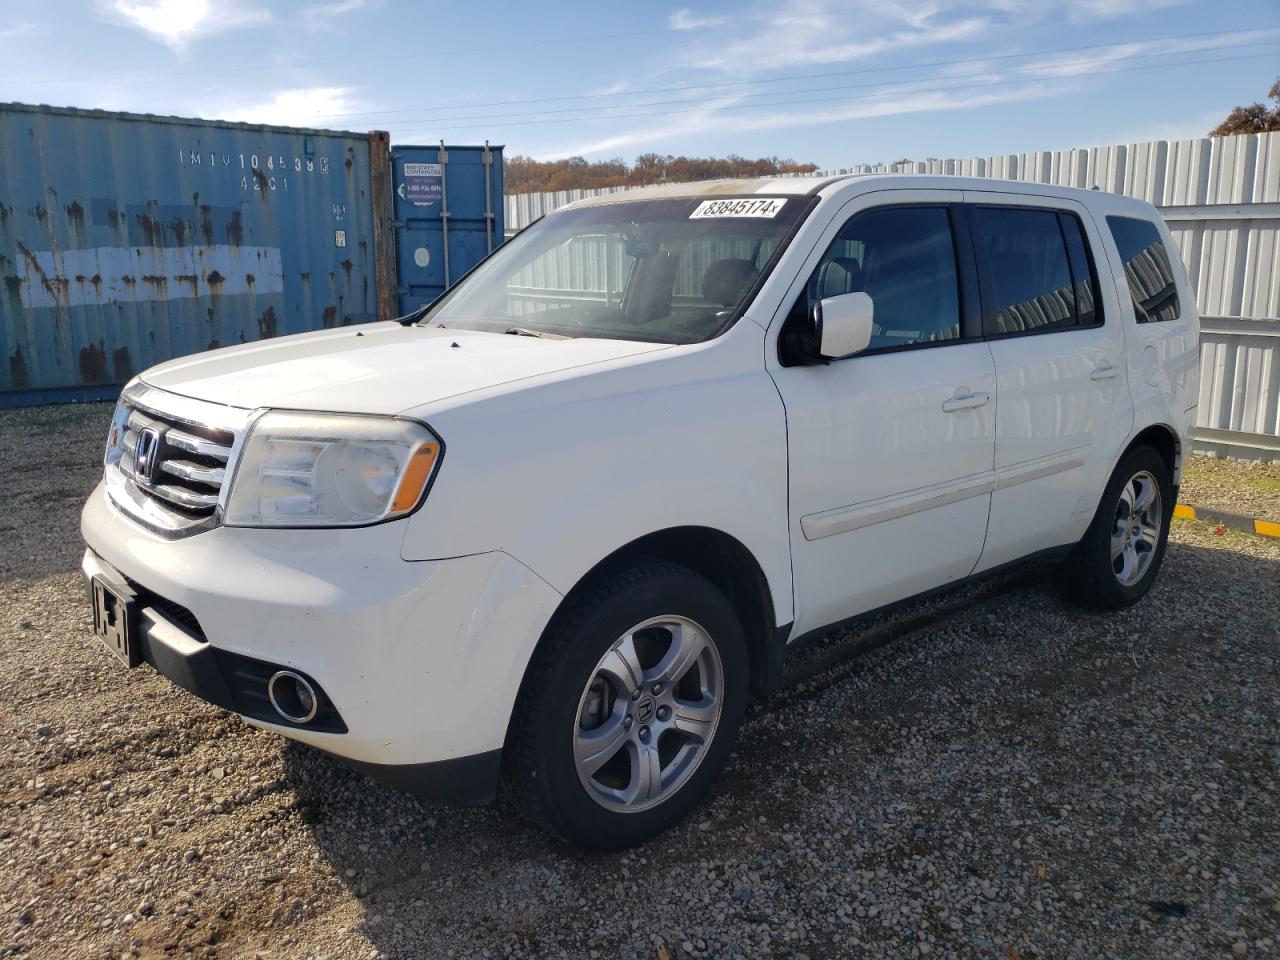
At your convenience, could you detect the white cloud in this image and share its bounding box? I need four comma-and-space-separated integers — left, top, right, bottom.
0, 21, 39, 40
550, 81, 1061, 159
668, 8, 726, 30
1063, 0, 1190, 21
302, 0, 371, 32
678, 0, 990, 73
1019, 28, 1280, 78
99, 0, 270, 51
215, 87, 371, 128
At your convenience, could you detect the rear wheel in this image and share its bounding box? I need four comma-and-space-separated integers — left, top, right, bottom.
1064, 446, 1174, 609
504, 559, 748, 849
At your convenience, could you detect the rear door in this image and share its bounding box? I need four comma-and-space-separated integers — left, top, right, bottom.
1101, 214, 1200, 444
963, 192, 1133, 572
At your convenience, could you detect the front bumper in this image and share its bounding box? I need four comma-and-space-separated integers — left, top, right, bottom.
81, 481, 562, 803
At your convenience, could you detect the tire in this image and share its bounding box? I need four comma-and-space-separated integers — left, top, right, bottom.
503, 558, 748, 850
1063, 445, 1175, 609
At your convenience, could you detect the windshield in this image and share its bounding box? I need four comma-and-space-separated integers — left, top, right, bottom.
418, 196, 812, 344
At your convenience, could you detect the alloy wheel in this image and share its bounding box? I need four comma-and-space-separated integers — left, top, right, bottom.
572, 615, 724, 813
1111, 469, 1163, 587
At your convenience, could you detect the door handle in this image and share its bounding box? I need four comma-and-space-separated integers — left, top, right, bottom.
942, 391, 991, 413
1090, 363, 1121, 381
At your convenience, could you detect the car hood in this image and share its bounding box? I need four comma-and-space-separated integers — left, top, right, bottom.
140, 322, 669, 414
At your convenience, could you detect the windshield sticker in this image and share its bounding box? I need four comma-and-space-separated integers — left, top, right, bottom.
689, 198, 787, 219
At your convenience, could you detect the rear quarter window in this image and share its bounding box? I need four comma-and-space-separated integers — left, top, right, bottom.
1106, 216, 1180, 323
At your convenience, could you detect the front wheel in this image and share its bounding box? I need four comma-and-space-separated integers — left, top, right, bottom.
1064, 446, 1174, 609
503, 559, 748, 849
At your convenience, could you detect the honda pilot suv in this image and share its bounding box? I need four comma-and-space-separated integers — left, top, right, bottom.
82, 175, 1199, 849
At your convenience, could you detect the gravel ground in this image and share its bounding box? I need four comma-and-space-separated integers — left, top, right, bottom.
1181, 456, 1280, 523
2, 404, 1279, 960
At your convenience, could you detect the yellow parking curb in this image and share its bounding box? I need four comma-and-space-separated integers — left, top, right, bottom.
1174, 502, 1280, 539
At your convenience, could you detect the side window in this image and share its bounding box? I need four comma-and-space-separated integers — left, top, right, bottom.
1106, 215, 1180, 323
788, 205, 961, 352
972, 206, 1081, 336
1058, 213, 1102, 327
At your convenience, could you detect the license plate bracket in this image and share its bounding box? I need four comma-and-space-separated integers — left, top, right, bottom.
92, 575, 140, 668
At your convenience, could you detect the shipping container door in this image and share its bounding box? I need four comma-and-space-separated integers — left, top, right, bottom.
391, 144, 503, 315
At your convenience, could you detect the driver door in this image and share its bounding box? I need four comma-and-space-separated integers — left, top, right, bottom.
768, 190, 997, 635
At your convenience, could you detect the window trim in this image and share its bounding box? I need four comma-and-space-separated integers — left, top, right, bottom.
778, 202, 979, 365
1057, 210, 1105, 329
1105, 214, 1181, 325
964, 202, 1107, 343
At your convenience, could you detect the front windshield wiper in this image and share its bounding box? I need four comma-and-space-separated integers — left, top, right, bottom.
505, 327, 569, 340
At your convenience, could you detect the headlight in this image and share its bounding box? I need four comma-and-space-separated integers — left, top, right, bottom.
104, 378, 140, 466
224, 412, 442, 527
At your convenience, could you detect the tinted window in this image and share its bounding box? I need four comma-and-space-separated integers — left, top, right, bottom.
1059, 213, 1101, 327
973, 207, 1079, 336
795, 206, 961, 352
1107, 216, 1180, 323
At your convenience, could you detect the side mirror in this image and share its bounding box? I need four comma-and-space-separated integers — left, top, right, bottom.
815, 291, 874, 359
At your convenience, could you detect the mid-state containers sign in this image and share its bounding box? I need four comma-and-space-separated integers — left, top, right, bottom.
400, 162, 442, 206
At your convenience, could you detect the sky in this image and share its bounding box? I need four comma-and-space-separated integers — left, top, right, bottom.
1, 0, 1277, 170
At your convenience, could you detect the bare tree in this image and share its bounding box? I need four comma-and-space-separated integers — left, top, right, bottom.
505, 154, 819, 194
1210, 80, 1280, 136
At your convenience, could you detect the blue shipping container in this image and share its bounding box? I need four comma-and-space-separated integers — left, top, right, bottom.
391, 142, 504, 314
0, 102, 393, 404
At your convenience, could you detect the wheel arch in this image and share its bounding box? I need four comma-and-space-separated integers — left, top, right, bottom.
516, 526, 785, 714
1122, 422, 1183, 486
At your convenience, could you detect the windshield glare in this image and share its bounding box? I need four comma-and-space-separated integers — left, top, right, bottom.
419, 196, 809, 344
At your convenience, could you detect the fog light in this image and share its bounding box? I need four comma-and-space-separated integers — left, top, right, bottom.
267, 670, 319, 724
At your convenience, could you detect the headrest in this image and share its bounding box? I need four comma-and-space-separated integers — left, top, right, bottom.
702, 259, 758, 307
817, 257, 863, 299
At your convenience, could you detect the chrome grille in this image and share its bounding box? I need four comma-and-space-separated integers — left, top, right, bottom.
119, 409, 233, 515
104, 383, 252, 537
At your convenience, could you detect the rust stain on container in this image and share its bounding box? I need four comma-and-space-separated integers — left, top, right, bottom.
111, 347, 132, 381
136, 213, 165, 246
251, 168, 269, 196
257, 305, 278, 339
175, 274, 199, 295
206, 269, 225, 293
199, 204, 214, 244
245, 273, 255, 289
31, 203, 47, 225
141, 274, 168, 296
322, 305, 337, 327
66, 200, 85, 239
15, 241, 70, 321
226, 210, 242, 246
78, 341, 108, 383
9, 348, 28, 389
169, 218, 188, 246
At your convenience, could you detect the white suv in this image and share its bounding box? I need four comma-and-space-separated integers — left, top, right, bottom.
82, 175, 1199, 849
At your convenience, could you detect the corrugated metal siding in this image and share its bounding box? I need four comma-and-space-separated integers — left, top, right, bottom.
506, 132, 1280, 458
0, 102, 382, 402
